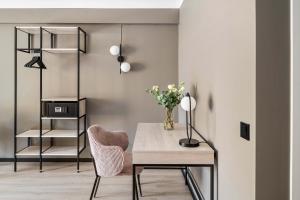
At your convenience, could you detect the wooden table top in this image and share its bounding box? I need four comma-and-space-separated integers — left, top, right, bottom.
132, 123, 215, 165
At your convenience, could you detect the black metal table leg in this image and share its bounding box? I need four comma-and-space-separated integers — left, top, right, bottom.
133, 164, 136, 200
210, 165, 214, 200
133, 164, 215, 200
185, 166, 188, 185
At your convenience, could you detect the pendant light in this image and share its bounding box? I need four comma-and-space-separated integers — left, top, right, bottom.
109, 24, 131, 74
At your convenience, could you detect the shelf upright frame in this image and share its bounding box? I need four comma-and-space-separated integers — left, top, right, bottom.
14, 26, 88, 172
76, 27, 87, 172
77, 27, 80, 172
13, 27, 17, 172
39, 27, 43, 172
14, 27, 39, 172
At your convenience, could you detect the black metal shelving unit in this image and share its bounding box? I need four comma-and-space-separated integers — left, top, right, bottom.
14, 26, 87, 172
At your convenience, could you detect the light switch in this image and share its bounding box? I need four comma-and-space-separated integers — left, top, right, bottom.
240, 122, 250, 141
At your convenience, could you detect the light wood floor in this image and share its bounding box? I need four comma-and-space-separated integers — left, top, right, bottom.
0, 162, 192, 200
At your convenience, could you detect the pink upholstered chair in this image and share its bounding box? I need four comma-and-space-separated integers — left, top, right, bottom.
87, 125, 143, 200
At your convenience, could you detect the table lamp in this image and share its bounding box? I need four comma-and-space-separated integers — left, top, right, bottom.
179, 92, 200, 147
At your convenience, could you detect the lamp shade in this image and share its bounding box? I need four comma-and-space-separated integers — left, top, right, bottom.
110, 45, 120, 56
180, 96, 196, 111
120, 62, 131, 73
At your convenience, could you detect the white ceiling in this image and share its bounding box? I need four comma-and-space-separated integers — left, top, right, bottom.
0, 0, 184, 8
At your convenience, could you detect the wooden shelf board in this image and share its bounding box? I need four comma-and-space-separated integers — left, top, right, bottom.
16, 26, 40, 34
16, 130, 49, 138
16, 26, 80, 35
42, 145, 84, 157
42, 117, 78, 120
42, 26, 79, 34
43, 130, 83, 138
42, 48, 80, 54
16, 146, 50, 157
42, 97, 80, 102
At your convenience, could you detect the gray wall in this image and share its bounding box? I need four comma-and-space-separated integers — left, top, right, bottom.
179, 0, 291, 200
256, 0, 290, 199
0, 23, 178, 157
292, 0, 300, 199
179, 0, 256, 199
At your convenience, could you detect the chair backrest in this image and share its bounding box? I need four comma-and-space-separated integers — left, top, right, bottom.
88, 125, 129, 149
87, 125, 125, 177
88, 125, 112, 146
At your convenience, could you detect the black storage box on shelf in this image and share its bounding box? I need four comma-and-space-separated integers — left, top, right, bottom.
43, 102, 78, 118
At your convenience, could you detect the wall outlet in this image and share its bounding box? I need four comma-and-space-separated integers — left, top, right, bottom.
240, 122, 250, 141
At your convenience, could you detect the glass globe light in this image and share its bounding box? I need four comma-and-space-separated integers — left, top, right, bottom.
110, 45, 120, 56
120, 62, 131, 73
180, 96, 197, 111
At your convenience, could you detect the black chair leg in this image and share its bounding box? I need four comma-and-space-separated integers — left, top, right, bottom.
137, 174, 143, 197
94, 176, 101, 197
90, 176, 98, 200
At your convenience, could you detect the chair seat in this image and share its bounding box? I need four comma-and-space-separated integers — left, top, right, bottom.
119, 152, 143, 176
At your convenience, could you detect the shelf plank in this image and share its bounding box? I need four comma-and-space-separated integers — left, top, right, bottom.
16, 26, 40, 34
43, 130, 83, 138
42, 48, 80, 54
42, 97, 79, 102
42, 26, 79, 34
42, 145, 84, 157
42, 117, 79, 120
16, 130, 50, 138
16, 26, 80, 35
16, 146, 50, 157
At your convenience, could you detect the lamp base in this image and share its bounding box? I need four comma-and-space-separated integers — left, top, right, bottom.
179, 138, 200, 148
